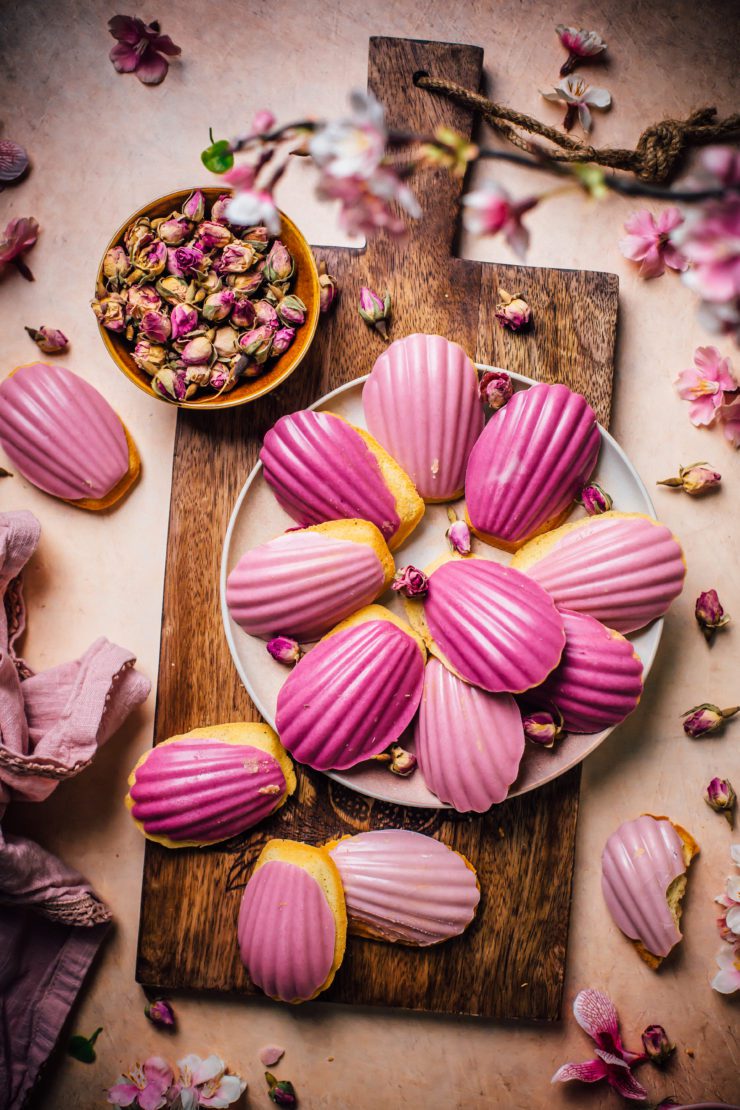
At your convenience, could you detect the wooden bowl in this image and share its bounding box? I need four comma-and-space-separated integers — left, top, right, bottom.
94, 188, 320, 410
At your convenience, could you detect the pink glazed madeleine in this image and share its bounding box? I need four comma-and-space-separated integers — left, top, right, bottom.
259, 409, 424, 550
238, 840, 347, 1003
0, 361, 140, 509
362, 333, 484, 502
414, 658, 525, 811
326, 829, 480, 945
226, 519, 395, 642
465, 382, 600, 550
126, 723, 296, 848
275, 605, 426, 771
404, 556, 565, 694
511, 511, 686, 634
601, 814, 699, 969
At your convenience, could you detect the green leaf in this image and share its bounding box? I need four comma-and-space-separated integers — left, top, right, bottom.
68, 1027, 103, 1064
201, 140, 234, 174
571, 162, 608, 200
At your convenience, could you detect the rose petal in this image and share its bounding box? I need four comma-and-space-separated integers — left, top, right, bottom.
552, 1058, 608, 1084
109, 42, 140, 72
150, 33, 181, 56
259, 1044, 285, 1067
108, 14, 145, 43
135, 48, 169, 85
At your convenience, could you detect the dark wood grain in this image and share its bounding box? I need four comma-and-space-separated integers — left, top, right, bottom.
136, 35, 618, 1020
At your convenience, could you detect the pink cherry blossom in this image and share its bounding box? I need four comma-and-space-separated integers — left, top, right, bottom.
556, 25, 607, 76
674, 345, 738, 426
719, 393, 740, 446
701, 145, 740, 190
677, 196, 740, 303
108, 15, 181, 86
107, 1056, 174, 1110
619, 208, 688, 279
711, 944, 740, 994
461, 183, 537, 258
552, 989, 647, 1101
309, 90, 386, 179
225, 188, 280, 235
317, 166, 420, 239
175, 1054, 246, 1109
541, 77, 611, 133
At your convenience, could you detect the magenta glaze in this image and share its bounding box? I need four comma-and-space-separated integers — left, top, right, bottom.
260, 410, 401, 542
226, 529, 386, 641
531, 609, 643, 733
362, 333, 484, 501
0, 362, 129, 500
601, 815, 686, 958
275, 619, 425, 771
414, 658, 524, 810
238, 859, 336, 1002
423, 559, 565, 693
465, 382, 600, 545
129, 739, 287, 843
328, 829, 479, 945
513, 512, 686, 633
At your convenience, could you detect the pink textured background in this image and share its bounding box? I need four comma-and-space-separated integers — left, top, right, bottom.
1, 1, 739, 1106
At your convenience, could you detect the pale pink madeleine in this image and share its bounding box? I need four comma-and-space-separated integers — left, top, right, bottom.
225, 520, 395, 641
362, 333, 484, 502
530, 609, 643, 734
601, 815, 699, 968
275, 606, 426, 771
511, 512, 686, 634
0, 362, 137, 506
125, 724, 296, 848
259, 409, 424, 550
406, 557, 565, 693
414, 658, 524, 811
465, 382, 600, 549
238, 840, 347, 1003
326, 829, 480, 945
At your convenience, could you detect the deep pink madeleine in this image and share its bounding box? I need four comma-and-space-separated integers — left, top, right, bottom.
601, 815, 697, 963
0, 362, 131, 501
226, 522, 393, 642
511, 512, 686, 634
327, 829, 480, 945
410, 558, 565, 693
465, 382, 600, 548
414, 659, 524, 810
362, 333, 484, 502
275, 609, 425, 771
529, 609, 644, 734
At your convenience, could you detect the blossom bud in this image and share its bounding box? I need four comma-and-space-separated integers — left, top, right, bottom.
130, 238, 167, 279
151, 367, 189, 402
144, 999, 175, 1028
210, 193, 232, 223
479, 369, 513, 411
272, 326, 295, 354
196, 221, 233, 250
202, 289, 235, 322
168, 245, 208, 278
181, 336, 213, 366
229, 270, 264, 297
277, 294, 306, 327
139, 310, 172, 343
705, 776, 736, 826
254, 299, 279, 330
640, 1025, 674, 1066
170, 302, 199, 339
318, 260, 337, 313
181, 189, 205, 222
522, 708, 566, 748
91, 293, 127, 332
266, 1073, 297, 1107
580, 482, 613, 515
132, 340, 167, 377
389, 744, 417, 776
239, 325, 274, 365
682, 703, 739, 738
494, 289, 530, 331
252, 109, 276, 135
391, 565, 429, 598
263, 240, 295, 284
157, 216, 191, 246
267, 637, 302, 665
128, 284, 162, 318
658, 462, 721, 496
446, 510, 471, 555
210, 363, 236, 392
24, 325, 69, 354
695, 589, 730, 643
358, 286, 391, 338
102, 245, 130, 284
213, 326, 239, 358
155, 275, 189, 304
231, 299, 256, 329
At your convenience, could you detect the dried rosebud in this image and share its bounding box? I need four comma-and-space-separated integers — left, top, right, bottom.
522, 708, 566, 748
211, 193, 232, 222
185, 363, 212, 389
556, 25, 607, 77
272, 326, 295, 354
197, 269, 223, 294
254, 299, 279, 330
181, 336, 213, 366
102, 245, 130, 284
91, 293, 127, 332
210, 363, 235, 392
239, 324, 275, 365
580, 482, 613, 516
133, 339, 167, 377
358, 286, 391, 339
24, 326, 69, 354
263, 240, 295, 284
158, 215, 191, 246
181, 189, 205, 222
156, 275, 189, 304
232, 299, 256, 329
705, 776, 736, 826
242, 225, 270, 247
446, 509, 471, 555
658, 462, 721, 496
130, 237, 167, 279
695, 589, 731, 643
168, 245, 208, 278
170, 302, 199, 340
641, 1025, 674, 1066
213, 326, 240, 358
389, 745, 417, 776
479, 369, 513, 411
230, 270, 264, 297
151, 367, 188, 402
196, 221, 233, 250
267, 637, 302, 665
277, 294, 306, 327
391, 565, 429, 598
218, 242, 257, 274
682, 703, 740, 738
318, 259, 337, 314
124, 218, 153, 255
266, 1072, 297, 1107
0, 139, 29, 183
128, 284, 162, 318
494, 289, 530, 331
202, 289, 235, 321
144, 999, 175, 1028
139, 310, 172, 343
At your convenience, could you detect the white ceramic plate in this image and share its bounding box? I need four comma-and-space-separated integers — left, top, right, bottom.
221, 369, 661, 808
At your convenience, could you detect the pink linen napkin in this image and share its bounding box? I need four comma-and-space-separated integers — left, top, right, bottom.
0, 510, 151, 1109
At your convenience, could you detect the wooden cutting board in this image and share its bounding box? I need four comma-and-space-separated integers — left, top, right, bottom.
136, 35, 618, 1020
